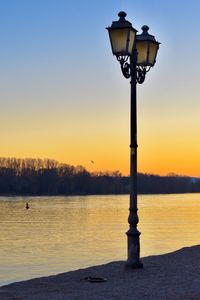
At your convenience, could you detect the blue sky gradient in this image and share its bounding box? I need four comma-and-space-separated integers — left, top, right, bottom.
0, 0, 200, 175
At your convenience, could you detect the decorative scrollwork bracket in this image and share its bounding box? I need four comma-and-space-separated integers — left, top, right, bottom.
117, 56, 131, 79
116, 55, 151, 84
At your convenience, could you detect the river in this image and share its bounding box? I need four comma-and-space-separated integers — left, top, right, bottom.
1, 194, 200, 286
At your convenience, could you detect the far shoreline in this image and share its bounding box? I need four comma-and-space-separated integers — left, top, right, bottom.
1, 191, 200, 198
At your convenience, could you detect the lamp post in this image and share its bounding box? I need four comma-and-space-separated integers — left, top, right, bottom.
107, 11, 160, 268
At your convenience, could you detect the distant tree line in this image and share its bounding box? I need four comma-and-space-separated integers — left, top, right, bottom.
0, 157, 200, 195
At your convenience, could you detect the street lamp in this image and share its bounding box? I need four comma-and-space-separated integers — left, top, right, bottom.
107, 11, 160, 268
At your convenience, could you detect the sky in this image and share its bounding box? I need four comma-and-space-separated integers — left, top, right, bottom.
0, 0, 200, 176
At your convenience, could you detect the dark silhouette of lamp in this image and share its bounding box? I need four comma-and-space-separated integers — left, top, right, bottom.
107, 11, 160, 268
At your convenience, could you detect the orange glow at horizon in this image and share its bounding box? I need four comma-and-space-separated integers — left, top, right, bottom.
0, 90, 200, 178
1, 112, 200, 177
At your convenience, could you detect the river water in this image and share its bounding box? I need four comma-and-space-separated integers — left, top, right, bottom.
1, 194, 200, 286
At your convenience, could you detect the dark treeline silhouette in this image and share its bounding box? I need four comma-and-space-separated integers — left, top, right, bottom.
0, 157, 200, 195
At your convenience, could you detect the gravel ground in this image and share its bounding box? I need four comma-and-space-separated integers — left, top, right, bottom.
1, 246, 200, 300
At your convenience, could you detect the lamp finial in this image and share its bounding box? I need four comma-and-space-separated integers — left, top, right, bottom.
141, 25, 150, 34
118, 11, 127, 21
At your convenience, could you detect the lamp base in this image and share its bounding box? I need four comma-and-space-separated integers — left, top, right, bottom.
126, 228, 143, 269
125, 260, 143, 269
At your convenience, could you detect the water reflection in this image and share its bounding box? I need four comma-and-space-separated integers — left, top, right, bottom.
0, 194, 200, 285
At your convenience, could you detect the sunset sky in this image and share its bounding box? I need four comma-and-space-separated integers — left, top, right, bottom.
0, 0, 200, 176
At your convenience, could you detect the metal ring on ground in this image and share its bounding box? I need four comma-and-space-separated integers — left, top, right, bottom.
81, 277, 107, 283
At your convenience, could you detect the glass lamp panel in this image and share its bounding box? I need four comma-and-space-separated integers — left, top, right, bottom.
136, 41, 148, 65
109, 28, 129, 55
128, 29, 136, 55
148, 42, 159, 66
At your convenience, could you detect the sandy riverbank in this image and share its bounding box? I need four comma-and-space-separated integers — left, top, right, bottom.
1, 245, 200, 300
